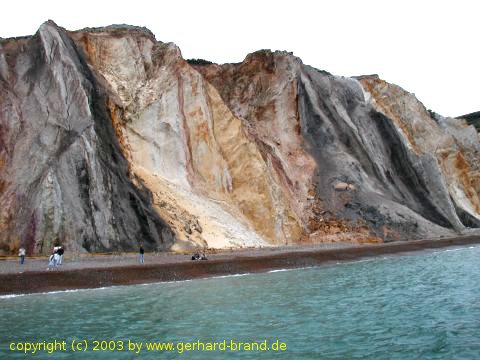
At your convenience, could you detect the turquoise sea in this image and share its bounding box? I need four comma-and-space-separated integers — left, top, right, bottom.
1, 245, 480, 359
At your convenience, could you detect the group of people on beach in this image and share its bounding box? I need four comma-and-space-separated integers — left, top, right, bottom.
191, 252, 208, 261
138, 244, 208, 263
138, 244, 209, 263
47, 246, 64, 270
17, 245, 65, 269
17, 243, 207, 268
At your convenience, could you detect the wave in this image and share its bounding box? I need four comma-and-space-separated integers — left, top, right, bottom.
268, 269, 289, 273
0, 274, 252, 299
0, 294, 25, 299
443, 245, 479, 253
210, 273, 252, 279
0, 286, 113, 300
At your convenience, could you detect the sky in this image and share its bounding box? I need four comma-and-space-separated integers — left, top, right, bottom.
1, 0, 478, 117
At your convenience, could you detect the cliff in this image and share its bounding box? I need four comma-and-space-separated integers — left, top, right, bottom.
1, 21, 479, 254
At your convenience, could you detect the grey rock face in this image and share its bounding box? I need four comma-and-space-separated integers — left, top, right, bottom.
0, 22, 174, 254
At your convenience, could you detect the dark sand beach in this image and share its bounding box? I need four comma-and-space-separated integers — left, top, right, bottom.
1, 236, 479, 296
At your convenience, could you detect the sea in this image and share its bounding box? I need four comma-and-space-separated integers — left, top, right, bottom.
1, 245, 480, 359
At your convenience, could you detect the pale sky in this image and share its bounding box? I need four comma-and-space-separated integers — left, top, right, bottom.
1, 0, 478, 117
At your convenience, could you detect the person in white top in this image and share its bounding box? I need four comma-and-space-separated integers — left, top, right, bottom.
18, 247, 26, 265
48, 247, 60, 270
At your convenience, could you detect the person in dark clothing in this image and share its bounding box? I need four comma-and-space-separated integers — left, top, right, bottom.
57, 247, 64, 265
139, 244, 145, 264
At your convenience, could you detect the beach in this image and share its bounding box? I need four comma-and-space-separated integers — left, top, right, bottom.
1, 235, 480, 296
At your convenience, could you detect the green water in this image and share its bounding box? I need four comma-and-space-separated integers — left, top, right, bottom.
2, 246, 480, 359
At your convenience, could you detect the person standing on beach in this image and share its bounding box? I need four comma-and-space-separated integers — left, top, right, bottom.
53, 250, 60, 270
18, 247, 26, 265
47, 247, 60, 270
139, 244, 145, 264
57, 246, 64, 265
48, 252, 55, 270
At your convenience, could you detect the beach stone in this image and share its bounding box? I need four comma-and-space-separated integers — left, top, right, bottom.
334, 182, 356, 191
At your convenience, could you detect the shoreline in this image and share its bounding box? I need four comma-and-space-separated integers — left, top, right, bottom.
1, 235, 479, 296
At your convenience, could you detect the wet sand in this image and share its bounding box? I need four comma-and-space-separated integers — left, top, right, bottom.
1, 236, 479, 296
